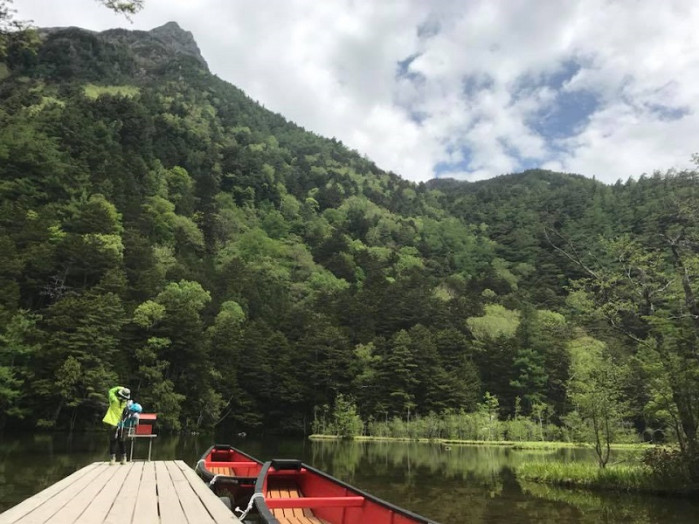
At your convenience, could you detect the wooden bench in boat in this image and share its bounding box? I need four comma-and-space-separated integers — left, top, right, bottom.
207, 461, 260, 478
268, 481, 330, 524
211, 465, 235, 475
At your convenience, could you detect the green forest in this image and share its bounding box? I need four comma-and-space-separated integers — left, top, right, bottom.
0, 20, 697, 478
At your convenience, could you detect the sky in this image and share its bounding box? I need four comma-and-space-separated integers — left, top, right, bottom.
12, 0, 699, 184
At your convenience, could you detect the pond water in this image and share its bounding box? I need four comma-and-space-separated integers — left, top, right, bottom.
1, 433, 698, 523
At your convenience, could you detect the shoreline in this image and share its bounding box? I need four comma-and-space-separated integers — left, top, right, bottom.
308, 434, 650, 451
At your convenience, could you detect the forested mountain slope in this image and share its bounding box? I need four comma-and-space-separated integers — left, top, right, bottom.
0, 22, 696, 457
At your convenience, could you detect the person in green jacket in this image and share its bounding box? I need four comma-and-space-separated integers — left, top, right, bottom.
103, 386, 131, 465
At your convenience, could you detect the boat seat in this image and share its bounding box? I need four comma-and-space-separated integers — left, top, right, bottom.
268, 481, 330, 524
209, 464, 260, 478
211, 466, 236, 476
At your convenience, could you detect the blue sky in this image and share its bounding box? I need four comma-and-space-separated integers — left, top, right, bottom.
13, 0, 699, 184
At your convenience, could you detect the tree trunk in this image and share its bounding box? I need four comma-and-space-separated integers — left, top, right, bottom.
51, 399, 64, 427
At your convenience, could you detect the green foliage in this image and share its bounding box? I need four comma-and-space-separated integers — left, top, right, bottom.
83, 84, 139, 99
132, 300, 166, 328
155, 279, 210, 312
479, 392, 502, 441
100, 1, 145, 15
510, 348, 548, 411
558, 181, 699, 475
0, 310, 40, 425
360, 405, 565, 443
467, 304, 521, 340
566, 336, 630, 467
312, 393, 363, 438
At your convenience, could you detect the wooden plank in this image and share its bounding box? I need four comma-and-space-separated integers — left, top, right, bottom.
269, 487, 286, 522
153, 462, 188, 524
164, 462, 216, 524
9, 463, 108, 524
270, 484, 315, 524
0, 462, 100, 524
269, 486, 287, 522
280, 485, 301, 524
74, 462, 132, 524
103, 462, 145, 524
210, 467, 234, 476
172, 460, 240, 523
304, 507, 327, 523
281, 486, 296, 523
296, 514, 323, 524
285, 485, 322, 524
288, 487, 307, 521
267, 484, 326, 524
2, 460, 240, 524
132, 462, 159, 524
48, 463, 122, 523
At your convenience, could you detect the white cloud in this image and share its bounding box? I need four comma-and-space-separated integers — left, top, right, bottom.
13, 0, 699, 183
546, 101, 698, 180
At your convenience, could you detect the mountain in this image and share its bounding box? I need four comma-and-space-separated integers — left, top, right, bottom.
35, 21, 208, 78
100, 21, 208, 70
0, 21, 697, 457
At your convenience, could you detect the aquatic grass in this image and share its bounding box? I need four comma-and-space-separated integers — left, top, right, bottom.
515, 461, 668, 493
438, 440, 648, 451
315, 434, 650, 452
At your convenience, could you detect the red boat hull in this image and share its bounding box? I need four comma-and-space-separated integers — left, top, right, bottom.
254, 459, 438, 524
195, 444, 263, 508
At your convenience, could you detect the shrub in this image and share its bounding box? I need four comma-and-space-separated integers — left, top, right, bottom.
641, 446, 692, 486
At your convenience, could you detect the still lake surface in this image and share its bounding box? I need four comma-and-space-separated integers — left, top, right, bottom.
1, 432, 698, 523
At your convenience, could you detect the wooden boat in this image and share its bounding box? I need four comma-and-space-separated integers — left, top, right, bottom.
248, 458, 438, 524
195, 444, 263, 508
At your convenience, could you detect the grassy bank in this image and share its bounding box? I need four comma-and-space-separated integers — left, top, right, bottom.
309, 434, 649, 451
516, 462, 653, 491
515, 461, 698, 495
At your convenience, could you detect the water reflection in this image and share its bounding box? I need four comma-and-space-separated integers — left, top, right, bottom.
520, 482, 699, 524
307, 439, 611, 487
303, 440, 698, 524
1, 434, 698, 523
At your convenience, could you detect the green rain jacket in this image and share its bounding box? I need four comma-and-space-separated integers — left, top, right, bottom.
102, 386, 127, 427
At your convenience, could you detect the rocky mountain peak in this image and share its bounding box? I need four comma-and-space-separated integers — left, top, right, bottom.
147, 22, 205, 64
99, 21, 208, 71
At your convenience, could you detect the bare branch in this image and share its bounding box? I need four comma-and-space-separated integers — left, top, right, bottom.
543, 226, 600, 279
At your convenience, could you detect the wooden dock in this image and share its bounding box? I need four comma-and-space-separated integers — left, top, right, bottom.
0, 460, 241, 524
